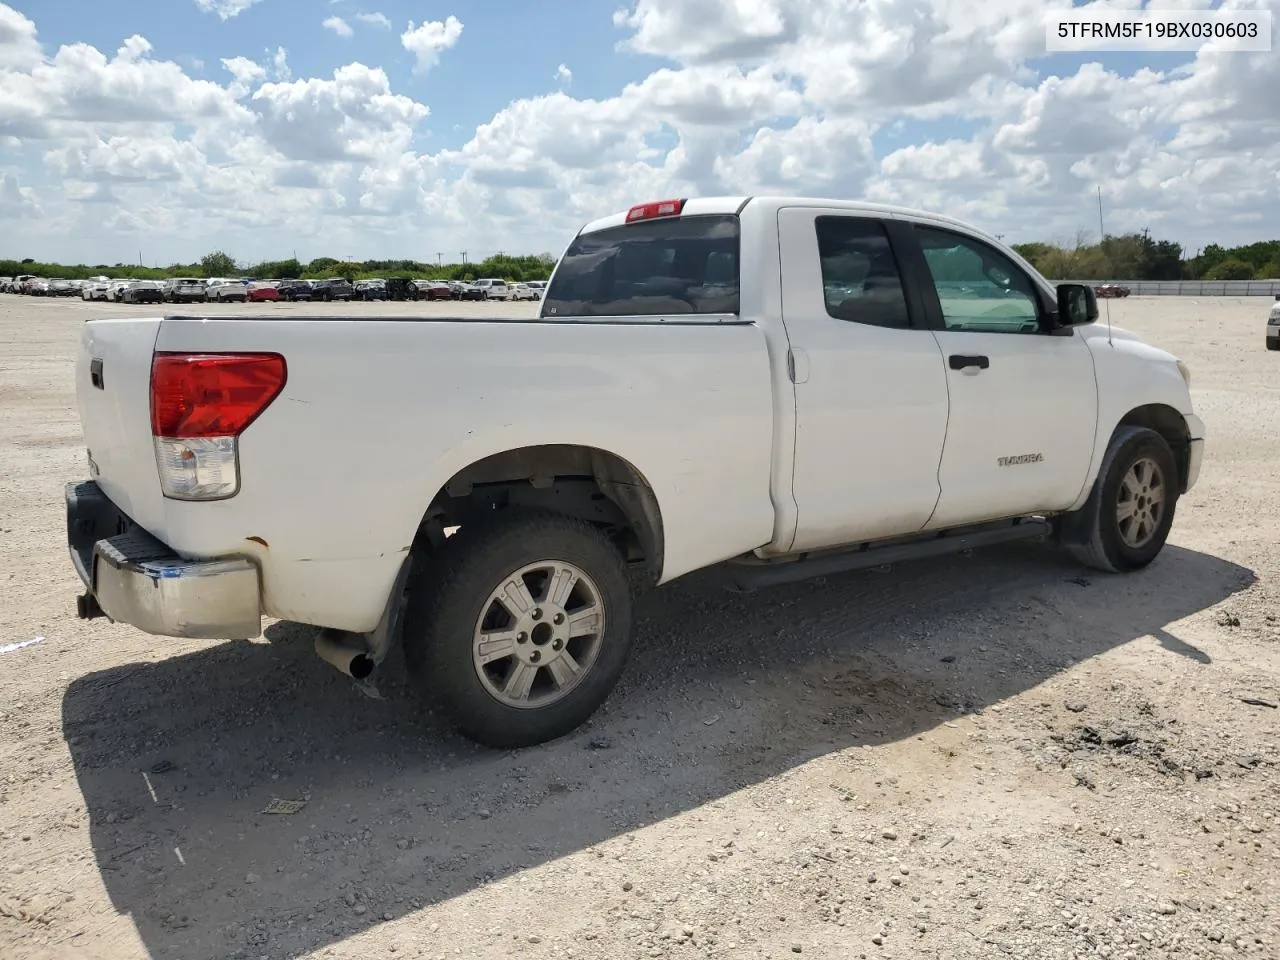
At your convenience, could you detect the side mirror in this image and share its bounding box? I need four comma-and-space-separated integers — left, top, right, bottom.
1056, 283, 1098, 326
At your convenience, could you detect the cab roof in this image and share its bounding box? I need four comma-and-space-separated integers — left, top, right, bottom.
578, 196, 987, 239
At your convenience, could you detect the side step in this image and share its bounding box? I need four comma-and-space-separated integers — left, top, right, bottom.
726, 518, 1053, 592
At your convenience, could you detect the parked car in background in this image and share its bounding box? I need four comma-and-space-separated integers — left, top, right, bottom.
46, 279, 77, 297
206, 279, 248, 303
1094, 284, 1131, 298
473, 278, 512, 300
312, 278, 355, 301
122, 281, 165, 304
1266, 294, 1279, 351
81, 278, 113, 301
414, 281, 454, 301
452, 281, 486, 301
107, 280, 136, 301
165, 278, 207, 303
354, 279, 388, 301
247, 281, 281, 303
277, 280, 314, 302
524, 280, 547, 297
384, 278, 415, 301
510, 283, 540, 301
27, 278, 50, 296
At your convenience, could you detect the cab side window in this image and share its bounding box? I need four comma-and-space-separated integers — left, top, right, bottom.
815, 217, 912, 329
913, 225, 1042, 334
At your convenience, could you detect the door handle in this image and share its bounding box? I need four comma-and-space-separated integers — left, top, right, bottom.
948, 354, 989, 371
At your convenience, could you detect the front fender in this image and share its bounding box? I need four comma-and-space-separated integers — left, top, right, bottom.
1068, 331, 1200, 512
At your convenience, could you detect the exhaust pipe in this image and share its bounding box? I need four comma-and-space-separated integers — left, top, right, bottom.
314, 629, 375, 680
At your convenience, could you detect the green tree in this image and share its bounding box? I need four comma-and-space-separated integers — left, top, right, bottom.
200, 250, 237, 276
1256, 255, 1280, 280
1202, 258, 1254, 281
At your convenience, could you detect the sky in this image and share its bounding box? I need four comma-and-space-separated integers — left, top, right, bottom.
0, 0, 1277, 266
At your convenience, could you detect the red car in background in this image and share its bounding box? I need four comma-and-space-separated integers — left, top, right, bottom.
247, 282, 281, 303
1094, 284, 1131, 298
416, 281, 455, 301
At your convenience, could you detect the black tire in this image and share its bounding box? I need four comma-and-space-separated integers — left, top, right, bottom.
1068, 427, 1179, 573
401, 508, 634, 749
1266, 336, 1279, 351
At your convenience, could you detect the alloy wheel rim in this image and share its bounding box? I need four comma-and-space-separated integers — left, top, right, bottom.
471, 560, 605, 709
1117, 456, 1166, 549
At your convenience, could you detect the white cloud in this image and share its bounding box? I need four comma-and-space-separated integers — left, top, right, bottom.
356, 12, 392, 28
249, 63, 429, 162
221, 55, 267, 98
0, 29, 250, 141
193, 0, 264, 21
0, 2, 40, 70
322, 16, 353, 38
270, 45, 290, 81
47, 135, 208, 182
2, 0, 1279, 265
400, 16, 463, 74
0, 172, 40, 218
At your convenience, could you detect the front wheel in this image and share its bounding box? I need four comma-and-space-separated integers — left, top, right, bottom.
1068, 427, 1179, 573
401, 508, 634, 749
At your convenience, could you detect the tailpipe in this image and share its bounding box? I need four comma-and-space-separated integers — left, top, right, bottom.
314, 629, 375, 680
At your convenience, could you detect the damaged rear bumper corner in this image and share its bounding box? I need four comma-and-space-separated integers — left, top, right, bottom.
66, 480, 262, 640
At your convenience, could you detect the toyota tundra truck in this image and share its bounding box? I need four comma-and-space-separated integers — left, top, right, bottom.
65, 196, 1205, 749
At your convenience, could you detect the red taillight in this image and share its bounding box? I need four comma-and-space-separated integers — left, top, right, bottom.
626, 198, 686, 223
150, 352, 287, 438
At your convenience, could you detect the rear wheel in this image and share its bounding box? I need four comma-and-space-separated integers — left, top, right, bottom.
401, 508, 634, 749
1068, 427, 1179, 573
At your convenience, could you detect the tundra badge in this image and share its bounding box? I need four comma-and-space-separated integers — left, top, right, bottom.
997, 453, 1044, 467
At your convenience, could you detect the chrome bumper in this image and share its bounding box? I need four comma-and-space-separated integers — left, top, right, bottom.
66, 481, 262, 640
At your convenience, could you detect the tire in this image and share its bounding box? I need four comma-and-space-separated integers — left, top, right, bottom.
1267, 336, 1279, 351
1068, 426, 1179, 573
401, 508, 634, 749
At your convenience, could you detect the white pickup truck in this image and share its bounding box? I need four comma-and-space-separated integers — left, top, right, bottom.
66, 196, 1204, 749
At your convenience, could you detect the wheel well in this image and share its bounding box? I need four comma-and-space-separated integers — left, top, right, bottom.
1117, 404, 1191, 491
416, 445, 664, 582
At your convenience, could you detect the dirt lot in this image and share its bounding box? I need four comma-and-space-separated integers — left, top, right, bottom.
0, 294, 1277, 960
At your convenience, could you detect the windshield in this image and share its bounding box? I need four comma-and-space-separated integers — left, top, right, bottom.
542, 214, 740, 317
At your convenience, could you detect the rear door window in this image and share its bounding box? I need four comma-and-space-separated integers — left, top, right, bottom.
542, 214, 740, 317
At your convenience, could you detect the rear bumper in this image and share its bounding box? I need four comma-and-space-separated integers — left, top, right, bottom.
66, 480, 262, 640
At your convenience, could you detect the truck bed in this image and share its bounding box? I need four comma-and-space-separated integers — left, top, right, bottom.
76, 313, 780, 633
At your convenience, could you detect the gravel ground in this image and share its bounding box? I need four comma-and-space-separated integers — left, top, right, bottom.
0, 294, 1277, 960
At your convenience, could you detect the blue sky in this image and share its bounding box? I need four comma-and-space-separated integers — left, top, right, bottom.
1, 0, 1275, 265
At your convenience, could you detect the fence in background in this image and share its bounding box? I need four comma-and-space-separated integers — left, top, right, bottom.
1052, 280, 1280, 297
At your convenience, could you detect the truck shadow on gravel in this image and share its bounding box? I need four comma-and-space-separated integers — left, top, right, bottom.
61, 542, 1254, 960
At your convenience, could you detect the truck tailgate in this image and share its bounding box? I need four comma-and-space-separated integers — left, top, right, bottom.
76, 318, 166, 533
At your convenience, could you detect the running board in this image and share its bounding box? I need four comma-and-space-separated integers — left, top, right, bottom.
726, 518, 1053, 592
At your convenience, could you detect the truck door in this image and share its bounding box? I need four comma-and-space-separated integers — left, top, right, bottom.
896, 220, 1099, 529
777, 207, 950, 552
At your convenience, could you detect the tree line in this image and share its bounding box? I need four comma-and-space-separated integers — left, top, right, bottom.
1011, 232, 1280, 282
0, 249, 561, 284
4, 232, 1279, 284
